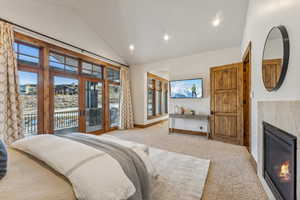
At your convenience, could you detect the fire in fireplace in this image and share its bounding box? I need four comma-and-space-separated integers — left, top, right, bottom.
279, 161, 291, 182
263, 122, 297, 200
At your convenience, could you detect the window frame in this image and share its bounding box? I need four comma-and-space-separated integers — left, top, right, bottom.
15, 40, 44, 135
147, 73, 168, 120
15, 32, 122, 135
105, 66, 121, 130
49, 51, 80, 74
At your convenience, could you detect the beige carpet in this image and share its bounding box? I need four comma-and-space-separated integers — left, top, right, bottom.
150, 148, 210, 200
111, 122, 268, 200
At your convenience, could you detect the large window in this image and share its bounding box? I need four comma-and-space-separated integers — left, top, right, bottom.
49, 52, 79, 73
16, 41, 42, 135
15, 33, 122, 135
19, 71, 38, 135
107, 68, 121, 128
109, 85, 121, 127
164, 83, 168, 114
15, 42, 40, 66
107, 68, 120, 83
82, 61, 103, 79
147, 73, 168, 119
156, 81, 162, 115
147, 79, 155, 117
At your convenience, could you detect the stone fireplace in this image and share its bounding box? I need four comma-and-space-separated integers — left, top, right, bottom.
263, 122, 297, 200
257, 101, 300, 200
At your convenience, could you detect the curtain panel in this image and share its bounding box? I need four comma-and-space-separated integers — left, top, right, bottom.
0, 22, 24, 144
119, 67, 134, 129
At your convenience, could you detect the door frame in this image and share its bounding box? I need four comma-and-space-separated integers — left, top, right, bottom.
79, 76, 106, 135
242, 42, 252, 152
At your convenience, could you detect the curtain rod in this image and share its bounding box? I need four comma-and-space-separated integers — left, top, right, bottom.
0, 17, 129, 68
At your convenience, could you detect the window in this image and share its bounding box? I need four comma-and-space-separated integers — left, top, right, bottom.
82, 61, 103, 79
107, 68, 120, 83
15, 33, 122, 135
164, 83, 168, 113
147, 73, 168, 119
147, 78, 155, 117
109, 85, 120, 127
19, 71, 39, 135
14, 42, 40, 66
85, 81, 103, 132
49, 52, 79, 73
157, 81, 162, 115
53, 76, 79, 133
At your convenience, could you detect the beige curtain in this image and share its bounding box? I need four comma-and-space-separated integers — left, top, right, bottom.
119, 67, 134, 129
0, 22, 24, 144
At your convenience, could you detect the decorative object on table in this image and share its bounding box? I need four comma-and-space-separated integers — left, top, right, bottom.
180, 107, 185, 115
190, 110, 195, 115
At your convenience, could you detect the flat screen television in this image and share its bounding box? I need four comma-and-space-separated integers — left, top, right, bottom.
170, 78, 203, 99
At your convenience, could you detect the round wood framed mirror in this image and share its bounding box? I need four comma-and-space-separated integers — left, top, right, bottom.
262, 25, 290, 91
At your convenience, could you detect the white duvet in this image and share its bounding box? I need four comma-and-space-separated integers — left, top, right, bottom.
11, 134, 156, 200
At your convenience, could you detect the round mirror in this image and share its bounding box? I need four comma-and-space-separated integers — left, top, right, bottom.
262, 25, 289, 91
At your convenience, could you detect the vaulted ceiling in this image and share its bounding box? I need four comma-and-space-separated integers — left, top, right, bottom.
48, 0, 249, 65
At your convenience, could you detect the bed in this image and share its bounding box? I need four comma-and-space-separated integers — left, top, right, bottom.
1, 133, 155, 200
0, 133, 210, 200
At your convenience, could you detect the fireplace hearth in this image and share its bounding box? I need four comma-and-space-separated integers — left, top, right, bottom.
263, 122, 297, 200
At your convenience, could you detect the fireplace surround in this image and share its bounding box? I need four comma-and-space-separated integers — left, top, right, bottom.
263, 122, 297, 200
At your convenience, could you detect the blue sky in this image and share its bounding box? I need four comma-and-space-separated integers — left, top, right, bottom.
19, 71, 78, 85
19, 71, 37, 85
17, 43, 78, 86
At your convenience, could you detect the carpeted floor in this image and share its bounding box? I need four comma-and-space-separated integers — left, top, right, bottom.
111, 122, 268, 200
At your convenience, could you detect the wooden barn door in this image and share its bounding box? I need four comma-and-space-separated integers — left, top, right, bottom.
210, 63, 243, 145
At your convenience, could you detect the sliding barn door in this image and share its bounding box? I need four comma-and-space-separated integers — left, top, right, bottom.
210, 63, 243, 145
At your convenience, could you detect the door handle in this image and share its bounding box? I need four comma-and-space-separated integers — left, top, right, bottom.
210, 111, 214, 115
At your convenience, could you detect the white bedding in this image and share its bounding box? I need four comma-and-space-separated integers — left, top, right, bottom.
11, 134, 155, 200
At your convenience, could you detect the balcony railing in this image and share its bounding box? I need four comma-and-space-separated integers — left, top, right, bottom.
23, 113, 37, 135
23, 108, 119, 135
23, 110, 79, 135
54, 110, 79, 131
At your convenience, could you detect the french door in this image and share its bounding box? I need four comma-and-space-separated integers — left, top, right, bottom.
52, 75, 80, 134
50, 74, 105, 134
79, 78, 104, 134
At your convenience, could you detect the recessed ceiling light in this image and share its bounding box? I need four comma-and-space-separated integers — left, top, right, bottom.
129, 44, 135, 51
164, 34, 170, 41
212, 18, 221, 27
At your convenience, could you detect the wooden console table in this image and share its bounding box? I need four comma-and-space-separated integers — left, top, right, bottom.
169, 114, 210, 139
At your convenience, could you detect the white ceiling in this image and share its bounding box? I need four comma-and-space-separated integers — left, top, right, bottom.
48, 0, 249, 65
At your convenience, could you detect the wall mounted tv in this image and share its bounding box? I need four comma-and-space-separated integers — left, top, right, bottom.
170, 78, 203, 99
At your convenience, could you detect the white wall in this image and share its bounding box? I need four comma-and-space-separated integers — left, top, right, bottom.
0, 0, 125, 65
241, 0, 300, 161
130, 65, 146, 125
131, 47, 241, 126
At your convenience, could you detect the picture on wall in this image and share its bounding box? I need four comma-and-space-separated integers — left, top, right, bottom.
170, 79, 203, 99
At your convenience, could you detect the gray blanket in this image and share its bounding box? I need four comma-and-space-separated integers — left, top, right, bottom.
56, 133, 150, 200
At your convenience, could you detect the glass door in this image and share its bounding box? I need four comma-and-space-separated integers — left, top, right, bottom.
82, 79, 104, 133
53, 76, 79, 134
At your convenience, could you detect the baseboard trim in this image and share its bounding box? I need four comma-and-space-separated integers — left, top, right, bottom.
135, 119, 168, 128
169, 128, 207, 136
249, 153, 258, 174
